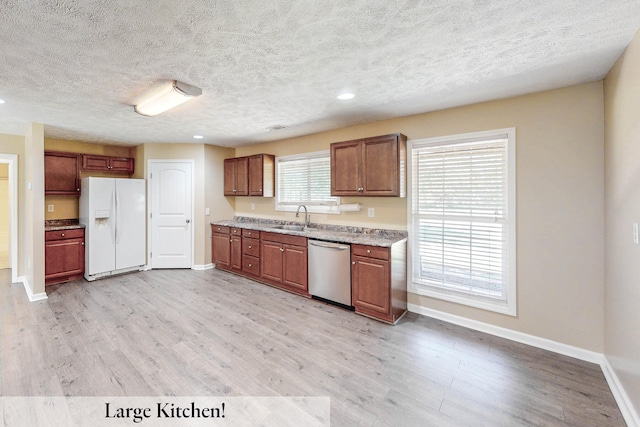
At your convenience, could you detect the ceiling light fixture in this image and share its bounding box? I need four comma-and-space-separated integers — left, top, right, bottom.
193, 135, 204, 139
134, 80, 202, 116
0, 99, 5, 104
337, 93, 355, 100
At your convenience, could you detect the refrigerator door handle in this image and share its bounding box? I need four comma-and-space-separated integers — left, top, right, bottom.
115, 187, 120, 244
112, 187, 117, 244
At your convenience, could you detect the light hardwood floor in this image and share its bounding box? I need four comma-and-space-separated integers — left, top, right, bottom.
0, 268, 625, 426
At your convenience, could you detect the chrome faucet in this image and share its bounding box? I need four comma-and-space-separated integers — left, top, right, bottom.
295, 205, 310, 227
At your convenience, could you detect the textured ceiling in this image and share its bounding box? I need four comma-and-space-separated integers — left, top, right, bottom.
0, 1, 638, 147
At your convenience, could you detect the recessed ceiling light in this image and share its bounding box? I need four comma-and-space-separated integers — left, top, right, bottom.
193, 135, 204, 139
337, 93, 355, 100
0, 99, 5, 104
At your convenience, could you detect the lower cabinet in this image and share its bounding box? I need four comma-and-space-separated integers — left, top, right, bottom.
351, 243, 407, 324
211, 226, 242, 273
260, 232, 308, 295
45, 228, 85, 285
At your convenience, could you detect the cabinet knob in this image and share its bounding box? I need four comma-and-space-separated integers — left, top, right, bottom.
76, 188, 80, 191
233, 189, 237, 193
217, 227, 221, 231
352, 261, 355, 265
367, 249, 371, 254
81, 242, 84, 245
247, 232, 252, 236
248, 245, 252, 249
233, 230, 237, 233
248, 263, 252, 267
61, 233, 65, 237
230, 239, 233, 242
279, 248, 284, 252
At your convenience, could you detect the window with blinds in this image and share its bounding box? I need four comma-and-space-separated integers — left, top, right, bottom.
409, 128, 516, 315
276, 151, 340, 213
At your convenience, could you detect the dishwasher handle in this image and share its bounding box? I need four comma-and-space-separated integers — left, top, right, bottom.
309, 241, 350, 250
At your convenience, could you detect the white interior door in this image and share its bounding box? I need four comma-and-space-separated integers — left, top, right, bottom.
149, 161, 193, 268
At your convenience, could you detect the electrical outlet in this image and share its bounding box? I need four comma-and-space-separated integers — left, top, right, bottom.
368, 208, 374, 218
634, 223, 639, 245
205, 208, 210, 216
47, 204, 54, 212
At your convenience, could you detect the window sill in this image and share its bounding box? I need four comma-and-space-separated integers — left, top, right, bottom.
409, 282, 516, 316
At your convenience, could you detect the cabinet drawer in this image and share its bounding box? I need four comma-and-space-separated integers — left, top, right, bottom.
242, 255, 260, 276
212, 225, 230, 234
261, 231, 307, 247
243, 238, 260, 256
352, 244, 389, 260
45, 228, 85, 241
242, 229, 260, 238
230, 227, 242, 236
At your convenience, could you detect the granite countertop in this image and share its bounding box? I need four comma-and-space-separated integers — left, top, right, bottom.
45, 219, 86, 231
211, 216, 407, 247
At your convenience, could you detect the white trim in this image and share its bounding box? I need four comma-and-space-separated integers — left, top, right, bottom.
193, 263, 213, 271
601, 356, 640, 427
147, 159, 195, 270
407, 127, 517, 316
407, 303, 602, 363
0, 153, 19, 284
18, 276, 48, 302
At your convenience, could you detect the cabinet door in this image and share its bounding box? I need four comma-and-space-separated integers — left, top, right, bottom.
331, 140, 361, 196
235, 157, 249, 196
248, 155, 264, 196
282, 244, 308, 291
352, 255, 390, 315
45, 238, 84, 283
82, 154, 111, 171
110, 157, 134, 173
362, 135, 399, 196
45, 152, 80, 195
212, 233, 231, 269
230, 235, 242, 270
223, 158, 237, 196
260, 241, 283, 282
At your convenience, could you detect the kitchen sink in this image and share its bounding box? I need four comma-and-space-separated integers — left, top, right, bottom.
270, 225, 305, 231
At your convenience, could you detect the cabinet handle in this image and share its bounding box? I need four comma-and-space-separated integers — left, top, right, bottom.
352, 261, 355, 265
230, 239, 233, 242
76, 188, 80, 191
248, 245, 252, 249
217, 227, 221, 231
61, 233, 65, 237
247, 232, 252, 236
233, 189, 237, 193
81, 242, 85, 245
233, 230, 237, 233
279, 248, 284, 252
248, 264, 252, 267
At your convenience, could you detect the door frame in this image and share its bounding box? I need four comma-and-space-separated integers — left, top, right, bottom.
0, 153, 18, 283
147, 159, 195, 269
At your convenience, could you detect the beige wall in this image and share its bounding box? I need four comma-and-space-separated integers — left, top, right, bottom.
204, 145, 235, 263
0, 164, 9, 269
24, 123, 46, 296
237, 82, 605, 351
0, 134, 25, 278
44, 139, 134, 220
604, 30, 640, 416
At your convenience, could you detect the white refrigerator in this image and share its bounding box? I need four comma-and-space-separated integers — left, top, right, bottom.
79, 177, 146, 281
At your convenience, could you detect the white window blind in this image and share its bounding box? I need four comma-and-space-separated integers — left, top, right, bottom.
276, 151, 339, 212
409, 129, 516, 315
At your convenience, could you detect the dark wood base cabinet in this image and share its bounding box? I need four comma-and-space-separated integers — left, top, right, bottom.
351, 242, 407, 324
45, 229, 85, 285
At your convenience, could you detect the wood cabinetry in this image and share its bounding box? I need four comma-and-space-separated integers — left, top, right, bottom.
248, 154, 275, 197
211, 226, 243, 272
242, 229, 260, 277
224, 154, 274, 197
224, 157, 249, 196
82, 154, 134, 173
260, 232, 308, 295
331, 133, 407, 197
351, 242, 407, 324
45, 228, 85, 285
44, 151, 81, 195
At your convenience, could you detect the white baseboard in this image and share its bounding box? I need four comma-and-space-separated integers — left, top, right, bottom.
408, 303, 639, 426
193, 263, 214, 271
18, 276, 48, 302
407, 303, 602, 363
601, 356, 640, 427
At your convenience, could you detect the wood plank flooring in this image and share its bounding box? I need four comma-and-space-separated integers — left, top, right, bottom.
0, 268, 625, 426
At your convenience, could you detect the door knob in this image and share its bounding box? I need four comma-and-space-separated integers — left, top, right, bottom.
186, 219, 191, 223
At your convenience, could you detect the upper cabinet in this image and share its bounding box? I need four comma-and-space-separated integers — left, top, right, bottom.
224, 154, 274, 197
44, 151, 81, 196
82, 154, 134, 174
224, 157, 249, 196
248, 154, 274, 197
331, 133, 407, 197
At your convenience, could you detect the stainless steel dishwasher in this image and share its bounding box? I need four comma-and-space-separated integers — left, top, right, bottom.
308, 239, 353, 309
